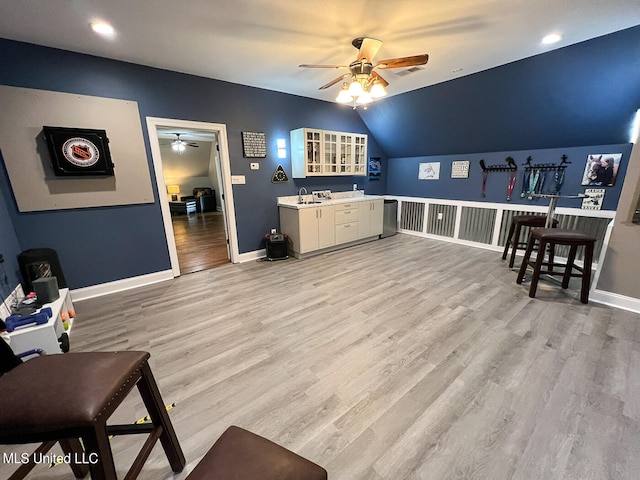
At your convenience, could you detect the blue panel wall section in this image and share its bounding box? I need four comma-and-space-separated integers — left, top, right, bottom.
387, 143, 633, 210
0, 39, 387, 288
358, 25, 640, 158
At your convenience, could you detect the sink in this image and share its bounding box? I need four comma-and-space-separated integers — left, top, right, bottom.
297, 200, 322, 204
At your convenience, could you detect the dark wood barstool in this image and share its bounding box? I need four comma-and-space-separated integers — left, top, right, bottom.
516, 228, 596, 304
186, 426, 327, 480
0, 350, 185, 479
502, 215, 559, 268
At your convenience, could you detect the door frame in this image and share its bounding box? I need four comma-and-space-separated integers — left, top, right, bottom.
146, 117, 239, 276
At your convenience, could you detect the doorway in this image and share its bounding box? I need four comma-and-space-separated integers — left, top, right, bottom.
146, 117, 239, 277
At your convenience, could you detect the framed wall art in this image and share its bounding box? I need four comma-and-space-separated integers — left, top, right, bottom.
43, 126, 115, 176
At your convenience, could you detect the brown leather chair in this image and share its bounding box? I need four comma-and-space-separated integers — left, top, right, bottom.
186, 425, 328, 480
0, 346, 185, 479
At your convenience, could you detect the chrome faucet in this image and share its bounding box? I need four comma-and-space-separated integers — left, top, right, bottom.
298, 186, 308, 203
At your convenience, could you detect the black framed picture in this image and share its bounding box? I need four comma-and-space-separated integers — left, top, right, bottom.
43, 126, 115, 176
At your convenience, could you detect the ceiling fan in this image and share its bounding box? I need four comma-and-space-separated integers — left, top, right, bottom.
171, 133, 199, 154
299, 37, 429, 108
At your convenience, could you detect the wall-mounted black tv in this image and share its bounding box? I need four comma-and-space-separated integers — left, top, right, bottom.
43, 126, 115, 176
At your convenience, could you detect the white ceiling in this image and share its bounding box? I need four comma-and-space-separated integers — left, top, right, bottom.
1, 1, 639, 103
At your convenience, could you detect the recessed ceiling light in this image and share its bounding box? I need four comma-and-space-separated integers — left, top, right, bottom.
91, 21, 115, 37
541, 33, 562, 45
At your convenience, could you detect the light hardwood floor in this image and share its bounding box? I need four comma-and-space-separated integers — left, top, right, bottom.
2, 234, 639, 479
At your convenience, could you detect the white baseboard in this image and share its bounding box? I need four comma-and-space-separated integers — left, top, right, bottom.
237, 249, 267, 263
590, 289, 640, 314
70, 270, 174, 302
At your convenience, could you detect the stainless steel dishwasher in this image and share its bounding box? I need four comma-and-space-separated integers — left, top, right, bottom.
381, 199, 398, 238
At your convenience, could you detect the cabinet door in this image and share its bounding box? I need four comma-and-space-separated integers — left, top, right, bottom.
323, 132, 338, 175
371, 199, 384, 235
339, 133, 354, 174
358, 201, 373, 238
306, 130, 322, 175
298, 207, 320, 253
317, 205, 335, 248
353, 135, 367, 176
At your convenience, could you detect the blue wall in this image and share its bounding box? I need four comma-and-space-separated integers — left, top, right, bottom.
358, 26, 640, 158
387, 144, 632, 210
0, 39, 386, 288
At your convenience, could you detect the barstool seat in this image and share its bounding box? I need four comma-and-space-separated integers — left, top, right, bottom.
0, 351, 185, 479
186, 426, 327, 480
502, 215, 559, 268
516, 228, 596, 304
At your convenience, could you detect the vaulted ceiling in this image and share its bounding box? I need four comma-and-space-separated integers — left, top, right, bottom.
1, 1, 639, 103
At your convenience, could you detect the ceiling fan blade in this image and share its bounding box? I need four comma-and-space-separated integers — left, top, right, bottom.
319, 73, 350, 90
356, 37, 383, 62
375, 54, 429, 69
299, 64, 349, 69
371, 71, 389, 87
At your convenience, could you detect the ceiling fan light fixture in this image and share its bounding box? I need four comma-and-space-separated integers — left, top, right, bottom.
347, 79, 364, 97
356, 92, 373, 105
336, 84, 353, 103
369, 81, 387, 98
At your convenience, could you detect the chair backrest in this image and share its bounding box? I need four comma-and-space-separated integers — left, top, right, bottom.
0, 338, 23, 376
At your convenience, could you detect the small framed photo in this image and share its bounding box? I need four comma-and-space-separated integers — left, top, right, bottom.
581, 153, 622, 187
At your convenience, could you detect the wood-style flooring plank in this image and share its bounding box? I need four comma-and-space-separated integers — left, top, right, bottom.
3, 234, 640, 479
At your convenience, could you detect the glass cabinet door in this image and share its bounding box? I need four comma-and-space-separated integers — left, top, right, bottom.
340, 134, 354, 174
354, 135, 367, 174
323, 132, 338, 174
306, 130, 322, 175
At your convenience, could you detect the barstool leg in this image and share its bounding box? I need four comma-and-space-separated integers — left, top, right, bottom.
508, 222, 524, 268
502, 220, 516, 260
516, 234, 536, 284
581, 243, 594, 304
137, 362, 186, 473
562, 245, 578, 289
83, 424, 117, 480
528, 238, 547, 298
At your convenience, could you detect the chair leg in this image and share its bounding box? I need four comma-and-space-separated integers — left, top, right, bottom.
528, 239, 547, 298
136, 361, 186, 473
502, 220, 516, 260
508, 223, 523, 268
581, 243, 594, 304
516, 234, 536, 284
82, 425, 117, 480
562, 245, 578, 289
59, 438, 90, 478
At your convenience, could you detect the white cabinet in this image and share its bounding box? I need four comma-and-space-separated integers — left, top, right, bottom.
280, 204, 335, 254
290, 128, 367, 178
5, 288, 75, 355
358, 199, 384, 238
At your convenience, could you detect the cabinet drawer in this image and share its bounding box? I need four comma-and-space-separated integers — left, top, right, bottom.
334, 202, 357, 211
335, 206, 358, 224
335, 222, 359, 244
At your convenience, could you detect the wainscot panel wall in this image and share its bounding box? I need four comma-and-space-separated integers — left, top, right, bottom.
0, 39, 387, 289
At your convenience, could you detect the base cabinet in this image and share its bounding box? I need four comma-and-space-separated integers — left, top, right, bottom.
280, 205, 335, 255
358, 199, 384, 238
279, 197, 384, 258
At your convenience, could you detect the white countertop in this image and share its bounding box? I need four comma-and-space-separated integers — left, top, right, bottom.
277, 192, 384, 209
